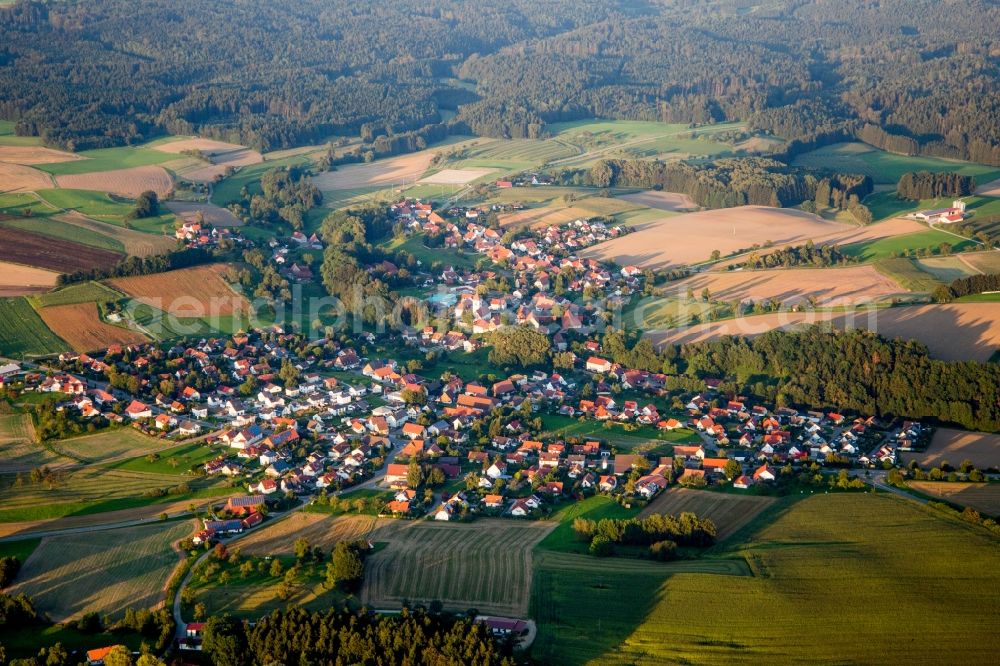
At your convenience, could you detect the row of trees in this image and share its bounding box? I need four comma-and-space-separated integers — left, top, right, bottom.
57, 247, 215, 285
736, 242, 854, 270
573, 512, 717, 558
934, 273, 1000, 303
897, 171, 977, 201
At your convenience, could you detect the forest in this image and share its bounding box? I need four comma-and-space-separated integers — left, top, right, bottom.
896, 171, 977, 201
0, 0, 998, 165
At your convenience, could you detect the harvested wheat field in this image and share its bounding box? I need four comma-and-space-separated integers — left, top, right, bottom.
37, 302, 147, 352
0, 260, 59, 295
179, 149, 264, 183
647, 303, 1000, 362
639, 488, 776, 541
55, 165, 173, 198
499, 204, 606, 229
582, 206, 852, 268
0, 162, 54, 192
975, 177, 1000, 198
0, 227, 123, 273
673, 265, 905, 307
54, 211, 177, 257
153, 138, 250, 155
959, 250, 1000, 275
108, 264, 246, 317
0, 145, 81, 165
10, 521, 191, 622
165, 201, 242, 227
313, 151, 434, 191
619, 190, 698, 211
907, 482, 1000, 515
419, 168, 495, 185
239, 513, 377, 556
903, 428, 1000, 471
362, 519, 553, 617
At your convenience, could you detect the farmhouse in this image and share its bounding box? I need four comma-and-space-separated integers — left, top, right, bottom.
913, 200, 966, 224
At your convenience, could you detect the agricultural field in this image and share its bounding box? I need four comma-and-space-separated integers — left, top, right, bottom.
903, 428, 1000, 471
0, 226, 123, 273
0, 215, 125, 253
536, 495, 640, 555
239, 513, 377, 557
54, 165, 173, 199
618, 190, 698, 212
30, 281, 124, 308
0, 162, 54, 192
165, 201, 242, 227
582, 206, 851, 269
35, 188, 176, 234
0, 262, 60, 297
153, 137, 263, 183
108, 441, 219, 475
0, 144, 81, 165
913, 255, 981, 283
313, 151, 435, 191
49, 428, 164, 464
362, 519, 554, 616
792, 142, 1000, 185
0, 465, 228, 523
10, 521, 191, 622
54, 211, 178, 257
672, 265, 907, 308
647, 303, 1000, 362
37, 302, 147, 352
0, 414, 55, 472
874, 258, 943, 293
960, 250, 1000, 274
977, 177, 1000, 197
908, 482, 1000, 516
841, 229, 975, 261
33, 143, 178, 177
419, 167, 496, 185
638, 488, 777, 541
0, 297, 68, 355
108, 264, 247, 317
499, 203, 622, 230
532, 493, 1000, 665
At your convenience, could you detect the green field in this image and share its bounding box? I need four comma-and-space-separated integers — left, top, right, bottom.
794, 142, 1000, 185
539, 413, 699, 451
537, 495, 639, 554
873, 258, 943, 293
48, 427, 165, 464
0, 216, 125, 253
33, 144, 177, 176
30, 281, 124, 308
532, 493, 1000, 664
34, 188, 176, 233
842, 229, 975, 261
211, 154, 312, 205
109, 441, 219, 475
0, 192, 58, 217
380, 233, 481, 270
0, 298, 68, 356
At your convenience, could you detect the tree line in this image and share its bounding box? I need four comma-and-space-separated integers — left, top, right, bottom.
201, 607, 515, 666
58, 247, 216, 285
934, 273, 1000, 303
573, 512, 717, 558
897, 171, 977, 201
736, 242, 855, 270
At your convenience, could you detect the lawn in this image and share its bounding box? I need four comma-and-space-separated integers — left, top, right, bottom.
532, 493, 1000, 664
0, 216, 125, 253
539, 413, 700, 451
33, 144, 177, 176
0, 297, 68, 356
841, 229, 975, 261
793, 142, 1000, 185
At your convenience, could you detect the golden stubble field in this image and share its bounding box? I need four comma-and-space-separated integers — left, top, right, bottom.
639, 487, 776, 541
37, 302, 147, 352
55, 165, 174, 198
312, 151, 435, 191
108, 263, 247, 317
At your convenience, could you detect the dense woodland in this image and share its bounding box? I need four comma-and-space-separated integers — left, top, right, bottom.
1, 0, 998, 165
201, 608, 514, 666
896, 171, 977, 201
935, 273, 1000, 303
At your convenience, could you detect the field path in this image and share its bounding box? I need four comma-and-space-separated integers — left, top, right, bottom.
957, 253, 986, 275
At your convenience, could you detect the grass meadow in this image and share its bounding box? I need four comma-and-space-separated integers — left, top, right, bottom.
793, 142, 1000, 185
0, 297, 68, 356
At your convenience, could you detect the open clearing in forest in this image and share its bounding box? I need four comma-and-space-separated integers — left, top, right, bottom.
903, 428, 1000, 471
362, 519, 554, 617
239, 513, 377, 556
646, 303, 1000, 362
672, 265, 905, 307
108, 264, 246, 317
312, 151, 434, 191
908, 482, 1000, 515
0, 145, 82, 165
419, 168, 495, 184
0, 227, 123, 273
619, 190, 698, 212
0, 163, 54, 192
37, 302, 147, 352
582, 206, 852, 268
10, 521, 191, 622
55, 165, 174, 199
165, 201, 242, 227
532, 493, 1000, 665
639, 488, 776, 541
